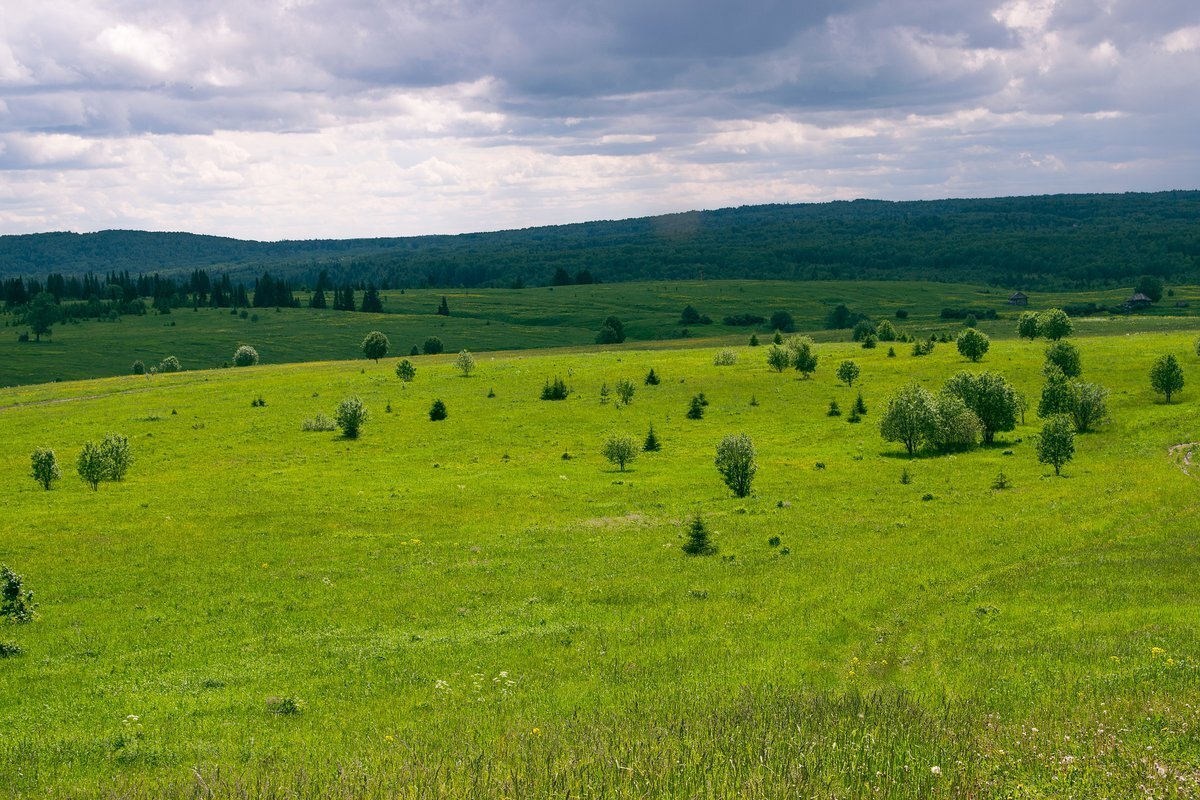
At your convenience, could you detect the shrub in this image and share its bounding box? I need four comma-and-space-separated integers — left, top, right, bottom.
992, 471, 1012, 490
266, 696, 304, 715
786, 336, 818, 378
715, 433, 757, 497
682, 516, 716, 555
335, 396, 369, 438
766, 345, 790, 373
852, 319, 877, 342
422, 336, 444, 355
541, 377, 570, 400
912, 338, 935, 356
827, 400, 841, 417
836, 360, 860, 387
1071, 382, 1109, 432
686, 395, 705, 419
861, 334, 877, 349
770, 310, 796, 333
595, 316, 626, 344
853, 393, 867, 415
725, 314, 765, 327
748, 334, 760, 347
1038, 309, 1073, 340
1044, 341, 1081, 378
943, 371, 1018, 444
429, 399, 447, 421
158, 355, 182, 373
395, 359, 416, 381
679, 306, 711, 325
931, 392, 982, 452
301, 413, 337, 432
455, 349, 476, 377
361, 331, 390, 362
1, 565, 35, 623
99, 433, 132, 481
0, 640, 22, 658
1150, 353, 1184, 402
131, 360, 145, 375
615, 379, 636, 406
76, 442, 107, 490
956, 328, 990, 362
601, 434, 638, 471
644, 368, 660, 385
876, 320, 898, 341
713, 349, 738, 366
1037, 415, 1076, 475
30, 447, 61, 490
643, 424, 661, 452
895, 309, 909, 319
887, 347, 896, 357
251, 396, 267, 407
233, 345, 259, 367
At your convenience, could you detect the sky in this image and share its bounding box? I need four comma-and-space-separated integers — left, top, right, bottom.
1, 0, 1198, 240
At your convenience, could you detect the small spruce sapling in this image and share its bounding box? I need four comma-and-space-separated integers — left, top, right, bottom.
644, 368, 660, 385
686, 396, 705, 419
682, 516, 716, 555
429, 399, 447, 421
643, 424, 661, 452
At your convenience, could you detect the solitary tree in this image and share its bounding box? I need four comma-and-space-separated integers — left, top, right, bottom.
836, 360, 860, 388
788, 336, 818, 378
361, 331, 390, 362
601, 434, 638, 472
422, 336, 444, 355
682, 515, 716, 555
99, 433, 132, 481
1039, 309, 1073, 341
23, 293, 59, 342
455, 349, 476, 377
429, 399, 447, 421
1044, 341, 1081, 378
715, 433, 757, 497
436, 296, 450, 316
1017, 311, 1041, 340
233, 345, 258, 367
769, 310, 796, 333
613, 379, 636, 406
686, 395, 705, 419
76, 442, 107, 491
766, 345, 790, 373
1037, 415, 1076, 476
1150, 353, 1185, 403
956, 328, 990, 362
879, 383, 937, 456
158, 355, 182, 373
30, 447, 61, 490
596, 316, 626, 344
643, 424, 661, 452
395, 359, 416, 381
335, 396, 369, 438
1136, 275, 1165, 302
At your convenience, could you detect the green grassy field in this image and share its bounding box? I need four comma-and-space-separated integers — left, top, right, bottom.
2, 320, 1199, 797
5, 279, 1200, 388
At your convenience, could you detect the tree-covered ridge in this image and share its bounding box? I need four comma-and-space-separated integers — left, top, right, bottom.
1, 191, 1198, 289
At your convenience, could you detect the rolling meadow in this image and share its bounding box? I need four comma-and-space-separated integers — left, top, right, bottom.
1, 310, 1198, 797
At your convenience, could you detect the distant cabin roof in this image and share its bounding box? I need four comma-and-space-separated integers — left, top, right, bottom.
1009, 291, 1027, 298
1128, 292, 1152, 302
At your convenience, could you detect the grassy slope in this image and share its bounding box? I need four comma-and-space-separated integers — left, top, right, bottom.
1, 328, 1198, 797
5, 279, 1200, 388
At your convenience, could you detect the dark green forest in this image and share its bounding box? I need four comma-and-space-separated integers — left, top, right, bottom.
1, 191, 1197, 290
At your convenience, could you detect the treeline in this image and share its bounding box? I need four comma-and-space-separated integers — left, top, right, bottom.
1, 192, 1199, 291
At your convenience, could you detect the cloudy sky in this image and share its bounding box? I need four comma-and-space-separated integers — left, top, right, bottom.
1, 0, 1198, 240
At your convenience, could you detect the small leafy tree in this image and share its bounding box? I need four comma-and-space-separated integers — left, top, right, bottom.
943, 371, 1018, 444
1037, 415, 1075, 476
615, 379, 636, 406
455, 349, 476, 377
335, 396, 369, 438
361, 331, 390, 362
770, 310, 795, 333
422, 336, 444, 355
766, 345, 790, 373
30, 447, 61, 490
644, 368, 660, 385
159, 355, 182, 373
682, 516, 716, 555
22, 293, 59, 342
956, 328, 990, 362
429, 399, 447, 421
601, 434, 638, 472
713, 349, 738, 366
233, 345, 258, 367
1017, 311, 1041, 340
787, 336, 818, 378
931, 392, 982, 452
76, 442, 107, 490
1150, 353, 1185, 402
879, 383, 936, 456
1, 565, 35, 623
395, 359, 416, 381
686, 395, 705, 419
1044, 341, 1081, 378
1038, 365, 1075, 418
596, 316, 626, 344
1071, 381, 1109, 432
99, 433, 132, 481
643, 424, 661, 452
132, 360, 145, 375
1038, 309, 1073, 341
1135, 275, 1164, 302
836, 360, 860, 387
715, 433, 757, 497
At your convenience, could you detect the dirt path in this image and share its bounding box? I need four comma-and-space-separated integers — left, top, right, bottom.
0, 385, 158, 414
1168, 442, 1199, 476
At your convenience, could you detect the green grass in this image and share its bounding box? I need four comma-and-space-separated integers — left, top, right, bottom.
6, 279, 1200, 388
1, 324, 1199, 797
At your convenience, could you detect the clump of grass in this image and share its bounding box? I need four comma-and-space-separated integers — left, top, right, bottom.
251, 396, 266, 407
265, 696, 303, 715
0, 640, 23, 658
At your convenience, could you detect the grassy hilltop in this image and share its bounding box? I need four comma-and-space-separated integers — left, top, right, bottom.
5, 279, 1200, 387
1, 324, 1198, 797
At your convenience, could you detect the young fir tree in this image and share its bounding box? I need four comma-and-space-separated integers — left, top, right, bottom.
643, 424, 661, 452
682, 516, 716, 555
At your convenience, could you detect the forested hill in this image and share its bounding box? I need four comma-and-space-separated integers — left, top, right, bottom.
2, 191, 1198, 290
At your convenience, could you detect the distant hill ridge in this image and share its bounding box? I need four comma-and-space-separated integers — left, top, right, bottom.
1, 191, 1197, 290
